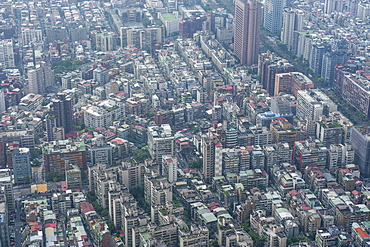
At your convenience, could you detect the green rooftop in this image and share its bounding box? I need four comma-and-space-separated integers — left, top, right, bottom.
141, 232, 152, 241
161, 13, 177, 21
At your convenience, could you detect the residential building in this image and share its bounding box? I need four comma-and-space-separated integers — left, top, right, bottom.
281, 8, 304, 53
148, 124, 175, 165
0, 39, 15, 68
66, 164, 82, 190
263, 0, 284, 34
11, 147, 31, 185
44, 140, 87, 175
28, 62, 55, 94
351, 126, 370, 177
293, 140, 327, 171
162, 155, 178, 183
296, 89, 337, 121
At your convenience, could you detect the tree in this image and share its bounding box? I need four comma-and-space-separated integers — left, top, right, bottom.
190, 158, 202, 169
142, 17, 151, 27
248, 230, 266, 247
132, 149, 151, 163
106, 220, 116, 233
24, 176, 31, 184
101, 209, 110, 218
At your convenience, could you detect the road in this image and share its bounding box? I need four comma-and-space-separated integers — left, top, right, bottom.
14, 199, 23, 247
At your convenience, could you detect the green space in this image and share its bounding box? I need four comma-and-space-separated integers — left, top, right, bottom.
51, 59, 88, 74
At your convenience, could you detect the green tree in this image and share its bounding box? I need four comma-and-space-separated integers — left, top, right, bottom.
190, 158, 203, 169
132, 149, 151, 163
106, 220, 116, 233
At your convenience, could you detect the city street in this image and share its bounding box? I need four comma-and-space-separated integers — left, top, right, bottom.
14, 199, 23, 247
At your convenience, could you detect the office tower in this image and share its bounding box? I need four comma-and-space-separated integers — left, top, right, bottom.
202, 134, 222, 183
162, 155, 178, 183
0, 89, 5, 114
28, 62, 55, 94
0, 39, 15, 68
51, 93, 74, 133
234, 0, 262, 65
226, 127, 238, 148
351, 127, 370, 178
11, 147, 31, 185
281, 8, 304, 52
148, 124, 175, 165
321, 52, 347, 85
324, 0, 344, 14
264, 0, 284, 34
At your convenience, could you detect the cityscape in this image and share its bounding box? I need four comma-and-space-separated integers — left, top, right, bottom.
1, 0, 370, 246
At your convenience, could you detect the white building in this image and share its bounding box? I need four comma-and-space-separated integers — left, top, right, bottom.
158, 13, 182, 37
83, 100, 125, 129
162, 155, 178, 183
0, 39, 15, 68
0, 89, 5, 114
94, 31, 116, 51
296, 89, 337, 121
281, 8, 304, 52
21, 28, 43, 45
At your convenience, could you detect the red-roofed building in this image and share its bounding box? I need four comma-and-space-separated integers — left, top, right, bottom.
80, 202, 95, 214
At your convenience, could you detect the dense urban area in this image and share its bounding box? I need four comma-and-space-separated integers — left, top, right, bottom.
1, 0, 370, 246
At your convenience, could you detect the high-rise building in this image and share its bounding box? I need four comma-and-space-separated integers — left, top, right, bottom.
202, 134, 222, 183
0, 195, 9, 247
52, 93, 74, 134
148, 124, 175, 165
162, 155, 178, 183
28, 62, 54, 94
0, 170, 14, 213
260, 59, 294, 96
90, 138, 113, 166
309, 43, 329, 77
324, 0, 344, 14
281, 8, 304, 53
21, 27, 43, 46
321, 40, 348, 85
44, 140, 87, 175
351, 127, 370, 178
263, 0, 284, 34
0, 89, 5, 114
296, 89, 337, 121
234, 0, 262, 65
65, 164, 82, 190
94, 31, 116, 51
11, 147, 31, 185
327, 144, 354, 171
0, 39, 15, 68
